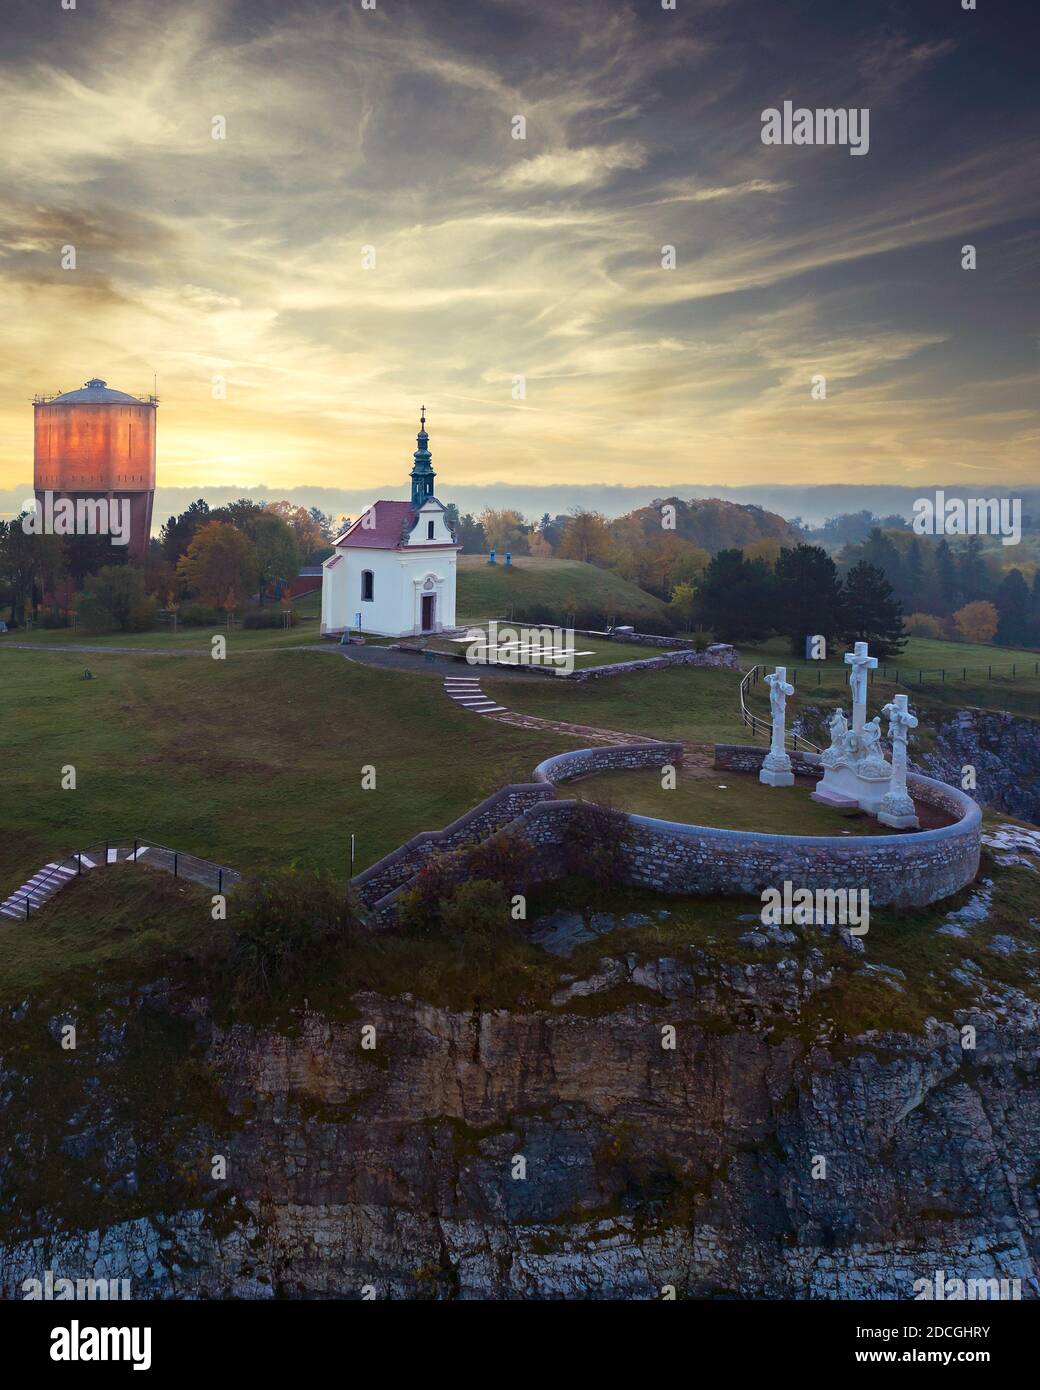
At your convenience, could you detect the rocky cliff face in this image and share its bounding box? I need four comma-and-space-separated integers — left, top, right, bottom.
918, 709, 1040, 826
3, 872, 1039, 1300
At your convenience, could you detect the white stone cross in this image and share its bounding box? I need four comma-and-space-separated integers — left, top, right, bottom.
844, 641, 878, 733
879, 693, 919, 827
765, 666, 794, 756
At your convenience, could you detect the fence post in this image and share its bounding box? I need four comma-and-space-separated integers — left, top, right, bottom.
963, 668, 966, 681
173, 852, 178, 878
1012, 665, 1016, 680
134, 838, 138, 859
77, 852, 82, 876
218, 868, 223, 895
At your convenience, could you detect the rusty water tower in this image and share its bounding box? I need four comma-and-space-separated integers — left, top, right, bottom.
33, 377, 158, 563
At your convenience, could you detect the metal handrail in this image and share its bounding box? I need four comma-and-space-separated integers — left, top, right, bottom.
12, 834, 238, 920
739, 663, 823, 754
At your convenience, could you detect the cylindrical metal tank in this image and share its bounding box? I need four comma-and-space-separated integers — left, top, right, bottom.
33, 377, 157, 562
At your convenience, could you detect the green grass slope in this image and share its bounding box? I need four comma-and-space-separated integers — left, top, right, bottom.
457, 555, 671, 628
0, 646, 582, 890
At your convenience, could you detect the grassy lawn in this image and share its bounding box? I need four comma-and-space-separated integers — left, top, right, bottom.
567, 768, 930, 835
0, 864, 220, 1000
0, 646, 583, 891
483, 662, 750, 743
456, 554, 671, 627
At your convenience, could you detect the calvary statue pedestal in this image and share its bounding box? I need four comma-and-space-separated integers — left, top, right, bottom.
810, 642, 919, 828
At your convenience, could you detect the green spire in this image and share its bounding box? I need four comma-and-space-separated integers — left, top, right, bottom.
410, 404, 434, 507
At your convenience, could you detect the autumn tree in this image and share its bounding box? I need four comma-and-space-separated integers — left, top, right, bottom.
265, 500, 323, 556
558, 509, 611, 564
176, 521, 257, 610
952, 600, 999, 645
480, 509, 530, 555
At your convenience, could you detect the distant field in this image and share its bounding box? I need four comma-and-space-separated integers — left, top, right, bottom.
456, 554, 671, 627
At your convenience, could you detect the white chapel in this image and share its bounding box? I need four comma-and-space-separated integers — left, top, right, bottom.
320, 409, 460, 638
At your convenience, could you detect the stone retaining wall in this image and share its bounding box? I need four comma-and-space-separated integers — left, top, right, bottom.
352, 782, 554, 908
574, 628, 696, 650
359, 742, 982, 922
533, 742, 684, 784
520, 757, 981, 908
566, 645, 740, 681
715, 744, 823, 778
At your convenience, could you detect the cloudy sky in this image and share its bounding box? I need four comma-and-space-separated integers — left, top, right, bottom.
0, 0, 1037, 500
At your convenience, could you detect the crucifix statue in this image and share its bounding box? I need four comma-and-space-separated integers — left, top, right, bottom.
844, 641, 878, 734
878, 693, 919, 827
760, 665, 795, 786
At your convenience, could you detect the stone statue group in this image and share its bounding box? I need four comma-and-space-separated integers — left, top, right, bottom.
759, 641, 920, 829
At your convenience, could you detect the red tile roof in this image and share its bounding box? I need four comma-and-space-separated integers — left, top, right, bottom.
334, 500, 415, 549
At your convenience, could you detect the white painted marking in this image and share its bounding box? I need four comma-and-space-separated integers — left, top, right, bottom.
78, 855, 96, 869
129, 846, 151, 861
107, 848, 118, 864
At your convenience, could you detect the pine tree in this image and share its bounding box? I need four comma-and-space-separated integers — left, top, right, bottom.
994, 569, 1032, 647
773, 544, 844, 655
692, 549, 775, 642
933, 539, 961, 615
841, 560, 907, 659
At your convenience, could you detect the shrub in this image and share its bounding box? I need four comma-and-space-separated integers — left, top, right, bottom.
396, 828, 535, 936
242, 606, 295, 629
905, 612, 946, 640
230, 867, 354, 1000
439, 878, 513, 940
178, 602, 224, 626
561, 802, 631, 882
76, 566, 157, 632
952, 600, 999, 645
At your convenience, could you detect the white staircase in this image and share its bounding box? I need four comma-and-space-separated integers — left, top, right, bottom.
1, 860, 79, 920
442, 675, 507, 715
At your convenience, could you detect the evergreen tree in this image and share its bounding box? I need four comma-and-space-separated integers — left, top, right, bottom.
860, 527, 904, 595
841, 561, 907, 658
903, 536, 925, 611
692, 549, 775, 642
994, 569, 1032, 647
773, 544, 843, 655
958, 535, 991, 603
933, 539, 961, 615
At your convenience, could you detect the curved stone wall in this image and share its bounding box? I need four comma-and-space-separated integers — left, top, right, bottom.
532, 742, 981, 908
533, 742, 683, 785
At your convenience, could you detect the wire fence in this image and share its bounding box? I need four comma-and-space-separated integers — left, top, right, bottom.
739, 665, 822, 753
11, 836, 241, 920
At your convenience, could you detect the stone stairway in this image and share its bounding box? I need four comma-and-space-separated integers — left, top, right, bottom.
0, 855, 94, 921
439, 674, 715, 775
1, 843, 240, 922
441, 674, 508, 715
